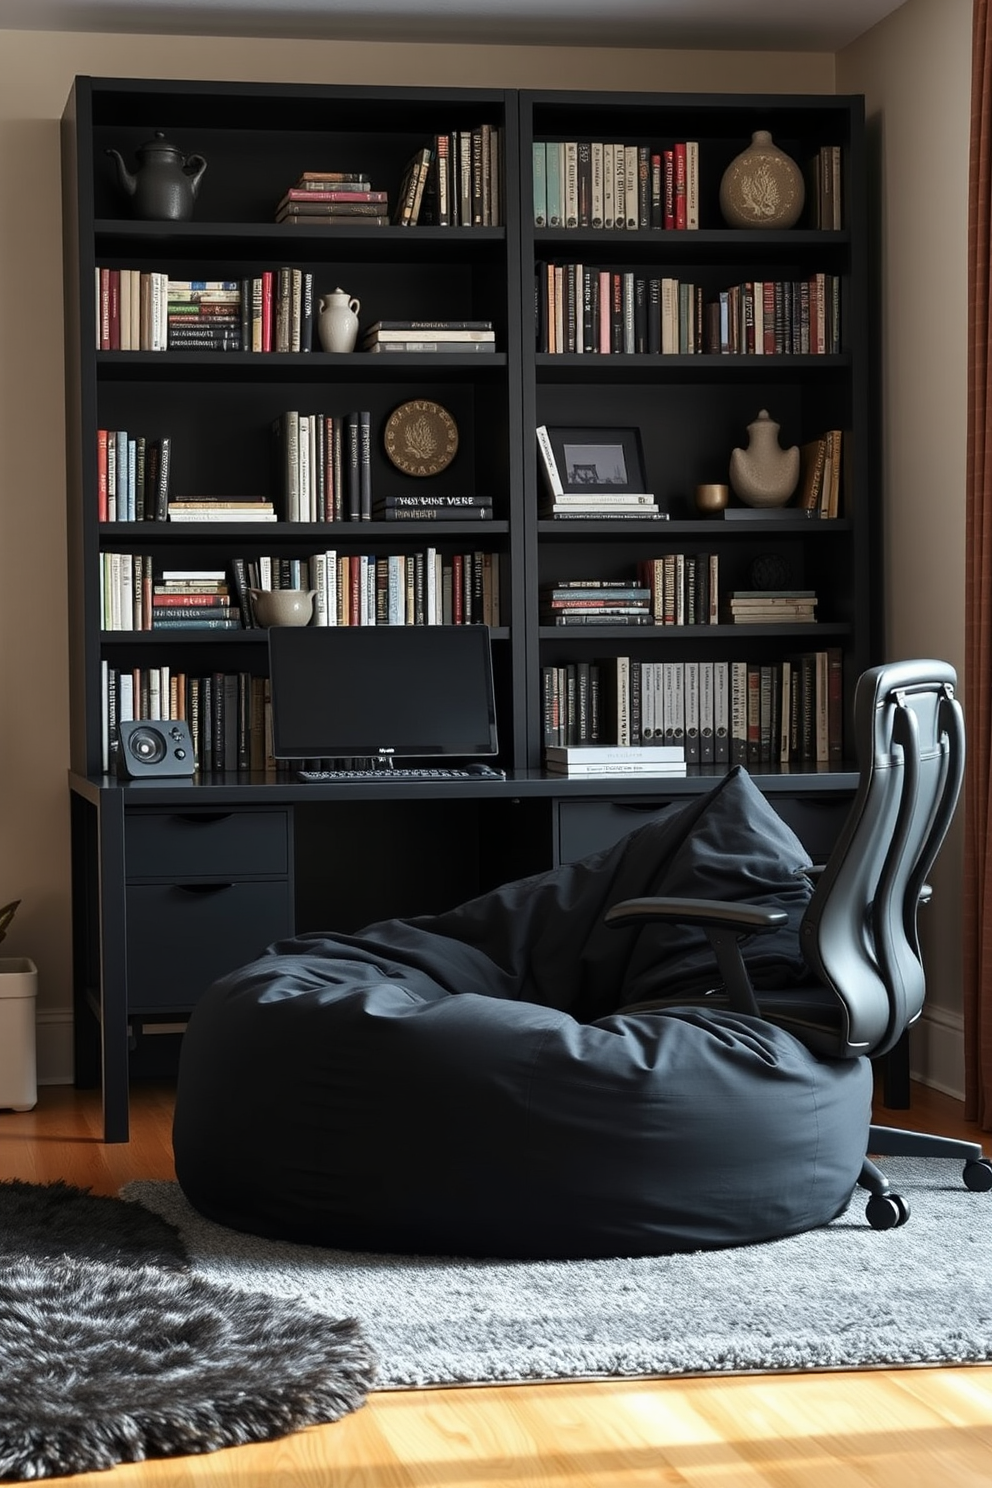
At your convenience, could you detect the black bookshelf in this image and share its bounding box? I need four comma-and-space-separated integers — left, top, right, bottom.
518, 90, 872, 771
62, 79, 875, 1140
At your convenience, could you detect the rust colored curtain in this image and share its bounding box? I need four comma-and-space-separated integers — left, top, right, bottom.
965, 0, 992, 1126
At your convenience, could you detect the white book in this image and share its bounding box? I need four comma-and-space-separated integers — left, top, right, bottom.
614, 144, 627, 229
563, 141, 579, 228
310, 552, 328, 625
535, 425, 564, 497
545, 743, 684, 764
731, 660, 749, 764
298, 414, 310, 521
639, 661, 655, 742
686, 141, 699, 230
551, 492, 656, 505
546, 762, 688, 777
602, 143, 615, 232
118, 670, 134, 726
624, 144, 639, 230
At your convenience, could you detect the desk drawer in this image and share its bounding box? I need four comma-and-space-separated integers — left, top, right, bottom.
125, 879, 294, 1013
557, 791, 853, 865
127, 809, 290, 880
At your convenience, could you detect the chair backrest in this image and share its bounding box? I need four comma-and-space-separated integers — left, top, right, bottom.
801, 659, 964, 1059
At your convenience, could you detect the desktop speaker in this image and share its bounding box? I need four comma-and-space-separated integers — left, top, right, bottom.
117, 720, 196, 778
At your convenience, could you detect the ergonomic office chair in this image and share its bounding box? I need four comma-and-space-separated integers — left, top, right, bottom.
606, 658, 992, 1229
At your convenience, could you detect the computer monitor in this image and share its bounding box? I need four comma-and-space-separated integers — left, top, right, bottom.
267, 623, 499, 762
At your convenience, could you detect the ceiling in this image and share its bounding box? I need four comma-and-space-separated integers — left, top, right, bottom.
4, 0, 909, 52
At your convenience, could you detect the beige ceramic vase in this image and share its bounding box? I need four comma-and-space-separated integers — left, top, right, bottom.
729, 409, 799, 507
719, 130, 805, 229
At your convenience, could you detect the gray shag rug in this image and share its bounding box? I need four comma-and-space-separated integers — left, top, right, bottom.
125, 1156, 992, 1388
0, 1179, 376, 1482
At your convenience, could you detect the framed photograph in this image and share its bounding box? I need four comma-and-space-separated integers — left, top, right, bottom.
545, 426, 647, 495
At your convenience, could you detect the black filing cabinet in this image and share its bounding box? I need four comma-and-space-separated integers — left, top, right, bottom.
124, 808, 295, 1016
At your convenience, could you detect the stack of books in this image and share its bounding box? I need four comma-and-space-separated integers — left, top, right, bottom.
371, 495, 493, 522
541, 492, 661, 520
726, 590, 818, 623
152, 570, 240, 630
167, 281, 242, 351
166, 497, 277, 523
544, 744, 686, 778
275, 172, 390, 227
540, 581, 653, 626
361, 320, 496, 354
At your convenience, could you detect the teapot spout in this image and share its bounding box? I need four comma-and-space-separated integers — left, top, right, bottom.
105, 148, 137, 197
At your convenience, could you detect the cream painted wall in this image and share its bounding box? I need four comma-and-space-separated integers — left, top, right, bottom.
0, 29, 835, 1081
839, 0, 972, 1096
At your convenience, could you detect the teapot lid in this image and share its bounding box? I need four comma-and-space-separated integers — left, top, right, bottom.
136, 130, 183, 158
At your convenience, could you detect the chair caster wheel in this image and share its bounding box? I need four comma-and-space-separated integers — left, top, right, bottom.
963, 1158, 992, 1192
866, 1192, 910, 1230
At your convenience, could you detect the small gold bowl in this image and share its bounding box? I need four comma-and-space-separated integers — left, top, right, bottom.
694, 482, 730, 515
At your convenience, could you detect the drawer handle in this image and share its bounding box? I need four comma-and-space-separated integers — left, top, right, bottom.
174, 814, 234, 825
174, 882, 235, 894
612, 802, 677, 814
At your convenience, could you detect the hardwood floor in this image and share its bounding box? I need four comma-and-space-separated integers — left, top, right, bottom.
2, 1081, 992, 1488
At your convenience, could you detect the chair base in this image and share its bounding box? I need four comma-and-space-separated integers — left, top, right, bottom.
856, 1124, 992, 1229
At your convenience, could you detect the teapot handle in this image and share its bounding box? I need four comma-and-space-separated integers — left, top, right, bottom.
185, 154, 208, 189
349, 297, 361, 315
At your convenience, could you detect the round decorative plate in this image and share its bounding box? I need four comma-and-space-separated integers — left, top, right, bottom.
384, 400, 459, 478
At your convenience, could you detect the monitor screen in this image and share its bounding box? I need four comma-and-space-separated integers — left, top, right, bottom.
268, 624, 499, 761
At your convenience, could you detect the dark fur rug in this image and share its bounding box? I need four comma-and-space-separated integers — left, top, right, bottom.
0, 1179, 376, 1480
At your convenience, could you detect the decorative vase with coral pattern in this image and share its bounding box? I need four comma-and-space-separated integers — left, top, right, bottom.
719, 130, 805, 229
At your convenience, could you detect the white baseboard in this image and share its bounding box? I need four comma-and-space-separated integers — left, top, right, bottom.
36, 1011, 74, 1087
909, 1004, 965, 1101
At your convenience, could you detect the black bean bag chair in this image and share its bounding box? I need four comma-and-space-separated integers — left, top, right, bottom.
173, 768, 872, 1258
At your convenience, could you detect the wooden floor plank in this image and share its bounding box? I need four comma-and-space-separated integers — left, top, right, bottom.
1, 1080, 991, 1487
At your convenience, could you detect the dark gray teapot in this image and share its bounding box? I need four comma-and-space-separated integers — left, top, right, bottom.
106, 130, 207, 221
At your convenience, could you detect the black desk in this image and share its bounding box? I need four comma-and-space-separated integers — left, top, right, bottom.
69, 767, 857, 1141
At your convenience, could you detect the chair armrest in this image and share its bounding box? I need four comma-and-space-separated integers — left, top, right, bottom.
604, 896, 788, 1018
605, 896, 788, 934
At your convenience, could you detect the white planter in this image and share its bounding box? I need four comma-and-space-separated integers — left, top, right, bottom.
0, 958, 37, 1111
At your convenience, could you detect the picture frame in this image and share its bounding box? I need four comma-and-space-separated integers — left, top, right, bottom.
544, 426, 648, 495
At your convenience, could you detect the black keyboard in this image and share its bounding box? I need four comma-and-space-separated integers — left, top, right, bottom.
298, 765, 505, 782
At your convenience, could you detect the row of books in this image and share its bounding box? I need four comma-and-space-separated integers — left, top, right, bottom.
360, 319, 497, 354
102, 663, 274, 775
276, 171, 390, 228
536, 265, 842, 356
797, 431, 844, 518
533, 141, 699, 232
806, 146, 844, 231
96, 430, 171, 523
274, 409, 370, 522
542, 651, 844, 764
541, 560, 721, 627
100, 551, 501, 630
96, 270, 316, 353
416, 128, 503, 227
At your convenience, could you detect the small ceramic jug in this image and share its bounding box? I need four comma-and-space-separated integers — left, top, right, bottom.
729, 409, 800, 507
317, 289, 361, 353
